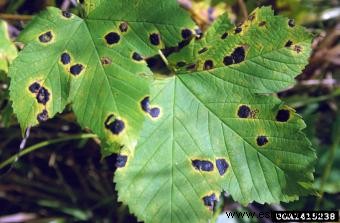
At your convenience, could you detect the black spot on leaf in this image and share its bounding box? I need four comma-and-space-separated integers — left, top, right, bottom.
181, 28, 192, 39
176, 61, 186, 68
116, 155, 128, 168
61, 52, 71, 65
216, 159, 229, 176
29, 82, 41, 93
186, 64, 196, 70
119, 22, 128, 32
101, 57, 112, 65
202, 193, 216, 209
237, 105, 251, 118
149, 107, 160, 118
105, 32, 120, 45
285, 40, 293, 47
234, 27, 242, 34
70, 64, 84, 75
149, 33, 160, 46
223, 56, 233, 66
288, 19, 295, 27
105, 115, 125, 135
259, 21, 266, 27
39, 31, 53, 43
257, 136, 268, 146
198, 47, 208, 54
276, 109, 290, 122
36, 87, 50, 105
132, 52, 143, 61
248, 14, 255, 21
231, 47, 245, 64
141, 97, 150, 113
203, 60, 214, 70
62, 11, 71, 18
192, 159, 214, 172
221, 32, 228, 39
37, 109, 48, 122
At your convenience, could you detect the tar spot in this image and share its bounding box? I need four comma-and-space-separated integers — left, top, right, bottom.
119, 22, 128, 32
149, 33, 160, 46
39, 31, 53, 43
141, 97, 150, 113
216, 159, 229, 176
276, 109, 290, 122
202, 193, 216, 209
70, 64, 84, 75
221, 32, 228, 39
62, 11, 71, 18
294, 45, 302, 53
132, 52, 143, 61
198, 47, 208, 54
116, 155, 128, 168
203, 60, 214, 70
231, 46, 245, 64
181, 28, 192, 40
29, 82, 41, 93
288, 19, 295, 27
192, 159, 214, 172
176, 61, 186, 68
259, 21, 266, 27
105, 32, 120, 45
257, 136, 268, 146
178, 39, 190, 49
285, 40, 293, 47
234, 27, 242, 34
237, 105, 251, 118
105, 115, 125, 135
223, 56, 233, 66
37, 109, 48, 122
36, 87, 50, 105
186, 64, 196, 70
101, 57, 112, 65
61, 52, 71, 65
149, 107, 160, 118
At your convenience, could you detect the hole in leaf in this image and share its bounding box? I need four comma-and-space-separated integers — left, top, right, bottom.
62, 11, 71, 18
276, 109, 290, 122
237, 105, 251, 118
61, 52, 71, 65
116, 155, 128, 168
37, 109, 48, 122
216, 159, 229, 176
105, 32, 120, 45
36, 87, 50, 105
119, 22, 128, 32
29, 82, 41, 94
221, 32, 228, 39
203, 60, 214, 70
257, 136, 268, 146
202, 193, 216, 209
181, 28, 192, 40
70, 64, 84, 75
39, 31, 53, 43
132, 52, 143, 61
105, 115, 125, 135
191, 159, 214, 172
234, 27, 242, 34
149, 33, 160, 46
223, 56, 233, 66
285, 40, 293, 47
231, 46, 245, 64
288, 19, 295, 27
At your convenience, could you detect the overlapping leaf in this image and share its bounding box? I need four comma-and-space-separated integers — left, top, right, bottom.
115, 7, 316, 223
9, 0, 195, 153
0, 20, 17, 73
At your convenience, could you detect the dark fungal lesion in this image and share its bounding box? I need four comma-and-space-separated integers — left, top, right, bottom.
62, 11, 72, 18
288, 19, 295, 27
29, 82, 41, 94
237, 105, 251, 118
276, 109, 290, 122
294, 45, 302, 53
198, 47, 208, 54
132, 52, 143, 61
181, 28, 193, 40
203, 60, 214, 70
221, 32, 228, 40
37, 109, 49, 122
176, 61, 186, 68
70, 64, 84, 76
149, 33, 161, 46
234, 27, 242, 34
116, 154, 128, 168
36, 87, 50, 105
104, 32, 120, 45
39, 31, 53, 43
223, 46, 246, 66
186, 63, 197, 71
191, 159, 214, 172
257, 136, 268, 146
140, 96, 161, 119
259, 21, 266, 27
202, 193, 217, 210
216, 159, 229, 176
285, 40, 293, 47
60, 52, 71, 65
101, 57, 112, 65
104, 114, 125, 135
119, 22, 128, 32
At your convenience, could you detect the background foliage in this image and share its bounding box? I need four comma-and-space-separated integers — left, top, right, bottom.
0, 0, 339, 222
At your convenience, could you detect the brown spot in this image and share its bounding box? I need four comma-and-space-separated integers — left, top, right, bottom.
234, 27, 242, 34
248, 14, 255, 21
294, 45, 302, 53
39, 31, 53, 43
259, 21, 266, 27
101, 57, 112, 65
119, 22, 128, 32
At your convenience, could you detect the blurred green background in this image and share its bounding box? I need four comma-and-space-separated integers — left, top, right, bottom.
0, 0, 339, 222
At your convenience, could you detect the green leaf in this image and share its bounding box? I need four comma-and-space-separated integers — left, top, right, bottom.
115, 7, 316, 222
9, 1, 195, 153
0, 20, 17, 73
